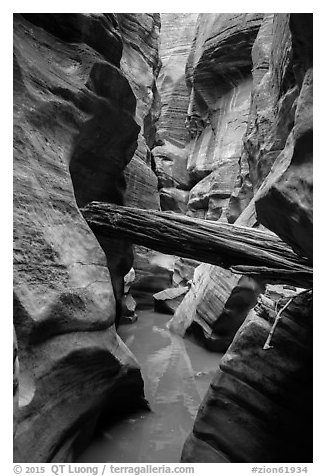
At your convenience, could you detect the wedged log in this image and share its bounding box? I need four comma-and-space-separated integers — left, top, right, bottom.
81, 202, 312, 288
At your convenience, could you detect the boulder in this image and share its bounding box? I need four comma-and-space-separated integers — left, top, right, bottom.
159, 188, 189, 214
121, 294, 138, 323
119, 268, 138, 323
168, 268, 264, 352
131, 247, 175, 308
153, 287, 189, 315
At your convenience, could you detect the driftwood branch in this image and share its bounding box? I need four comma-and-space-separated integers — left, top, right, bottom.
263, 297, 294, 350
81, 202, 312, 288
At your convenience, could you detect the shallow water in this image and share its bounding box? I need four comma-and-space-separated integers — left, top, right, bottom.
78, 310, 222, 463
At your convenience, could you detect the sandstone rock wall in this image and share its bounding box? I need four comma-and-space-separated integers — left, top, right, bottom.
180, 12, 313, 462
168, 14, 264, 343
152, 13, 198, 213
185, 13, 263, 221
255, 14, 313, 261
181, 291, 313, 462
13, 12, 313, 464
13, 13, 146, 462
117, 13, 161, 211
157, 13, 199, 147
170, 12, 312, 351
116, 14, 179, 308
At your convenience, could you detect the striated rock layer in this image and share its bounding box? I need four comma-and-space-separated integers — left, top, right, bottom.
185, 13, 263, 221
172, 12, 312, 352
117, 13, 161, 211
168, 13, 265, 344
180, 12, 313, 463
169, 269, 264, 352
157, 13, 199, 147
116, 14, 174, 308
255, 14, 313, 261
152, 13, 198, 213
13, 13, 146, 462
182, 291, 312, 462
236, 13, 312, 261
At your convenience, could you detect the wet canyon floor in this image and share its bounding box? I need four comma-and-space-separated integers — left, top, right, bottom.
78, 309, 223, 463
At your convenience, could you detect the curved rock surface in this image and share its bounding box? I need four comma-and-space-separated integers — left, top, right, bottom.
151, 14, 198, 213
255, 14, 313, 261
117, 13, 161, 211
166, 14, 264, 346
157, 13, 199, 147
169, 268, 264, 352
13, 11, 313, 465
153, 286, 189, 315
13, 13, 145, 462
180, 12, 313, 463
181, 291, 312, 462
185, 13, 263, 221
116, 14, 174, 306
172, 12, 312, 353
13, 328, 19, 438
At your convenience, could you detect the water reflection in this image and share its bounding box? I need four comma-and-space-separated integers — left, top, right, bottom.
78, 310, 222, 463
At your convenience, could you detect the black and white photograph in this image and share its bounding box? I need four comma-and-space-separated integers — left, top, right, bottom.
12, 5, 314, 471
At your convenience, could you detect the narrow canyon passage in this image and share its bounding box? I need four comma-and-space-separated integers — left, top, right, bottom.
78, 310, 222, 463
13, 13, 313, 463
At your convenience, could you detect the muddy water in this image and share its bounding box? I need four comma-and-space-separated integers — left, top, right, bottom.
78, 310, 222, 463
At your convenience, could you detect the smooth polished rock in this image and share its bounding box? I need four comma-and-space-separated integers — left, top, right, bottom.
13, 327, 19, 438
13, 13, 145, 462
157, 13, 199, 147
185, 14, 263, 220
153, 14, 198, 213
118, 14, 161, 212
181, 291, 312, 462
255, 67, 312, 261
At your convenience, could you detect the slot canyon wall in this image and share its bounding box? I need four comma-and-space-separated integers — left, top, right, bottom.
178, 13, 313, 462
13, 12, 313, 463
13, 13, 160, 462
168, 13, 312, 356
